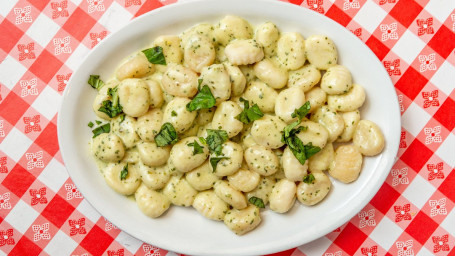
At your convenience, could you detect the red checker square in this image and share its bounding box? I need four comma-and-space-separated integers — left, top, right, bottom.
325, 4, 352, 27
333, 222, 368, 255
382, 51, 410, 85
433, 97, 455, 132
34, 121, 59, 157
48, 64, 72, 94
29, 50, 64, 84
41, 194, 75, 228
16, 143, 52, 178
15, 106, 50, 142
354, 237, 388, 256
27, 0, 51, 11
24, 178, 56, 212
365, 35, 390, 61
0, 19, 24, 53
384, 159, 417, 194
135, 0, 165, 18
10, 71, 47, 105
400, 139, 434, 173
41, 0, 77, 27
346, 20, 371, 43
389, 0, 423, 27
428, 25, 455, 59
96, 217, 121, 239
405, 211, 439, 245
438, 167, 455, 204
288, 0, 304, 5
421, 189, 454, 224
371, 15, 405, 49
22, 215, 58, 249
394, 66, 428, 100
0, 91, 30, 126
265, 248, 296, 256
62, 7, 97, 42
387, 232, 423, 256
81, 22, 109, 50
8, 235, 42, 256
423, 227, 455, 255
60, 210, 94, 243
414, 82, 448, 117
408, 9, 443, 44
80, 224, 114, 255
370, 182, 401, 214
422, 154, 451, 188
1, 164, 36, 198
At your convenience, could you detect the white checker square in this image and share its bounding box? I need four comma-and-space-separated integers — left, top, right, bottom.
430, 61, 455, 96
370, 217, 403, 250
31, 86, 61, 121
0, 0, 18, 17
391, 30, 426, 65
76, 199, 101, 224
0, 56, 27, 90
435, 133, 455, 168
353, 1, 388, 34
98, 1, 133, 33
4, 200, 39, 234
43, 230, 78, 255
37, 158, 69, 192
425, 0, 455, 23
25, 13, 60, 48
298, 236, 332, 255
115, 231, 143, 254
402, 175, 436, 209
69, 0, 83, 5
0, 127, 33, 162
401, 102, 432, 137
65, 44, 90, 71
441, 203, 455, 237
416, 246, 433, 256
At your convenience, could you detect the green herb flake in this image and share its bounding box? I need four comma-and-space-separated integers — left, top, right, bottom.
303, 173, 315, 184
154, 122, 178, 147
210, 156, 230, 172
186, 85, 216, 112
187, 140, 204, 155
248, 196, 265, 208
120, 163, 128, 180
291, 101, 311, 120
92, 123, 110, 138
98, 86, 123, 118
95, 120, 102, 125
205, 129, 229, 155
119, 113, 126, 123
88, 121, 94, 128
171, 110, 178, 117
142, 46, 166, 65
235, 98, 264, 124
88, 75, 104, 90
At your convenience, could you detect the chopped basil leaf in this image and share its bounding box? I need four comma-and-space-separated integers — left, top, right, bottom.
206, 129, 228, 156
304, 142, 321, 159
98, 86, 123, 118
236, 98, 264, 124
154, 122, 178, 147
248, 196, 265, 208
87, 121, 94, 128
210, 156, 230, 172
119, 113, 126, 123
171, 110, 177, 117
120, 163, 128, 180
197, 78, 203, 90
187, 140, 204, 155
142, 46, 166, 65
92, 123, 110, 138
303, 173, 315, 184
199, 137, 207, 145
291, 101, 311, 120
95, 120, 102, 125
186, 85, 216, 112
88, 75, 104, 90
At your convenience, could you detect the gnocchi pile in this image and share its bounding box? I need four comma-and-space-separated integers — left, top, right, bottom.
88, 15, 385, 235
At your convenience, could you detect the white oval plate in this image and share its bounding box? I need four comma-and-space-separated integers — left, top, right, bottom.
58, 1, 401, 255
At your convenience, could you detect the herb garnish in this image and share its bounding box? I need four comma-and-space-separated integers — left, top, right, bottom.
88, 75, 104, 90
142, 46, 166, 65
120, 163, 128, 180
303, 173, 315, 184
98, 86, 123, 118
210, 156, 230, 172
235, 98, 264, 124
92, 123, 110, 138
187, 140, 204, 155
186, 85, 216, 112
248, 196, 265, 208
154, 122, 178, 147
205, 129, 229, 156
87, 121, 94, 128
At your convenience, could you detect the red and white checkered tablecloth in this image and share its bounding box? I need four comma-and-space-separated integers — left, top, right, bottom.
0, 0, 454, 255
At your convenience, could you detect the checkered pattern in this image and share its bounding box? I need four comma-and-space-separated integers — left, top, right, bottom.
0, 0, 454, 255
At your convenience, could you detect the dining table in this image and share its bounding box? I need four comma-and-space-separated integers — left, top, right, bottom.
0, 0, 454, 255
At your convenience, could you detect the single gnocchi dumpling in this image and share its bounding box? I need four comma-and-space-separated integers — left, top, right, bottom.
305, 35, 338, 70
137, 142, 170, 167
123, 148, 140, 164
214, 180, 247, 209
296, 172, 331, 206
239, 65, 257, 84
163, 97, 197, 133
193, 190, 230, 221
353, 120, 385, 156
168, 136, 209, 173
224, 205, 261, 235
153, 35, 183, 64
137, 163, 170, 190
195, 108, 215, 126
144, 79, 164, 108
254, 59, 288, 89
111, 115, 140, 149
282, 146, 308, 181
329, 145, 363, 183
116, 52, 154, 81
185, 161, 220, 191
200, 64, 232, 104
225, 39, 264, 65
223, 62, 247, 97
246, 176, 276, 205
227, 168, 261, 192
255, 22, 280, 57
251, 115, 286, 149
305, 87, 327, 113
135, 184, 170, 218
275, 87, 306, 123
242, 81, 278, 113
321, 65, 353, 95
244, 145, 280, 176
308, 143, 334, 173
162, 176, 198, 207
210, 141, 243, 177
117, 78, 150, 117
277, 32, 306, 70
93, 85, 114, 120
287, 65, 321, 92
92, 133, 125, 162
215, 15, 253, 45
103, 162, 141, 195
212, 101, 243, 138
180, 23, 215, 48
296, 120, 329, 149
327, 83, 365, 112
161, 64, 198, 98
310, 106, 345, 143
179, 122, 199, 139
184, 34, 216, 73
136, 108, 163, 142
269, 179, 297, 213
337, 110, 360, 142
